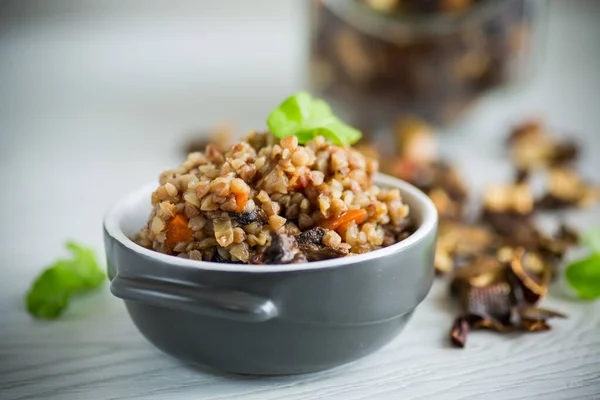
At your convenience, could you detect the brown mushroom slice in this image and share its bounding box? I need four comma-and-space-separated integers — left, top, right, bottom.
517, 306, 567, 321
538, 229, 578, 262
556, 224, 579, 243
429, 189, 463, 220
450, 316, 470, 348
507, 119, 544, 144
510, 135, 555, 170
451, 259, 515, 332
466, 283, 513, 328
521, 319, 551, 332
507, 120, 579, 170
262, 232, 299, 264
483, 183, 534, 215
453, 223, 497, 257
450, 256, 506, 297
435, 163, 469, 204
435, 245, 455, 275
481, 211, 540, 250
389, 160, 436, 193
550, 141, 579, 166
437, 220, 496, 272
182, 124, 234, 155
295, 227, 327, 246
498, 247, 547, 275
536, 168, 600, 209
508, 248, 551, 305
471, 315, 514, 332
298, 243, 348, 261
394, 117, 438, 164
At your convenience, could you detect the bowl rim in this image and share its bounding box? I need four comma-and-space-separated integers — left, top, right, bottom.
103, 173, 438, 273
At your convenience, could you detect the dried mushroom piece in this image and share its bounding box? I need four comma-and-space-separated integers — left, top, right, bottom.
508, 120, 580, 169
480, 180, 558, 253
298, 243, 349, 261
494, 223, 578, 283
183, 125, 235, 155
450, 256, 506, 296
295, 227, 327, 246
262, 232, 302, 264
508, 248, 551, 305
450, 258, 514, 335
483, 183, 534, 215
536, 167, 600, 209
448, 248, 565, 348
435, 246, 455, 275
520, 319, 550, 332
389, 161, 468, 219
497, 247, 546, 275
437, 222, 497, 275
334, 28, 374, 85
362, 0, 478, 14
537, 224, 579, 263
359, 117, 581, 348
551, 142, 579, 166
467, 283, 513, 327
517, 306, 566, 332
517, 306, 567, 321
481, 211, 539, 250
436, 220, 497, 273
450, 316, 470, 348
394, 117, 438, 164
429, 188, 464, 221
229, 210, 261, 225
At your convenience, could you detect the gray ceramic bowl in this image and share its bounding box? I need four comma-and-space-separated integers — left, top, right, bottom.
104, 174, 438, 375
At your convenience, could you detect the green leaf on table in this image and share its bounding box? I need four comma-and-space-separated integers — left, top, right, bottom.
566, 254, 600, 300
267, 92, 362, 146
26, 242, 105, 319
582, 227, 600, 254
565, 226, 600, 301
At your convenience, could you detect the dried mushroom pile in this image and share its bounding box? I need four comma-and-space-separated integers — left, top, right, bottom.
362, 0, 484, 14
310, 0, 533, 125
373, 119, 599, 347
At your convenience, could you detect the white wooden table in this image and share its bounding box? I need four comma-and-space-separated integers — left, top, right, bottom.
1, 1, 599, 399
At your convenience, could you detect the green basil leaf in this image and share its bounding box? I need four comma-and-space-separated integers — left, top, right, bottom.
63, 242, 105, 288
582, 227, 600, 254
565, 253, 600, 300
267, 92, 362, 146
26, 242, 105, 319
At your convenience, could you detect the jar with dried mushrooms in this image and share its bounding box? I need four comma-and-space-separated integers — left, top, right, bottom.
309, 0, 544, 129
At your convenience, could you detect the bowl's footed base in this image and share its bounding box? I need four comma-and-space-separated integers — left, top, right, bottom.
125, 301, 415, 375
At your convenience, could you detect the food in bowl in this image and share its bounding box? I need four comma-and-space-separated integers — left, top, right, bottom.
104, 173, 437, 374
136, 94, 414, 264
105, 93, 436, 374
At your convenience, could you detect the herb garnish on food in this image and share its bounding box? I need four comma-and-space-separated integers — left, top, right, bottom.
26, 242, 105, 319
267, 92, 362, 146
566, 228, 600, 300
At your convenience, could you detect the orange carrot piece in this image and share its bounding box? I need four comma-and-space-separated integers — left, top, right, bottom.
235, 192, 249, 213
165, 215, 193, 247
319, 209, 367, 231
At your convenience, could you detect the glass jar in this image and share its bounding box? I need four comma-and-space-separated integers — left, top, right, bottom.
309, 0, 545, 130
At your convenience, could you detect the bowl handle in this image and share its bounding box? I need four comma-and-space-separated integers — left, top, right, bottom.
111, 275, 277, 322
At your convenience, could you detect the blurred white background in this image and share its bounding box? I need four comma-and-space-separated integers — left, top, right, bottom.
0, 1, 306, 125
